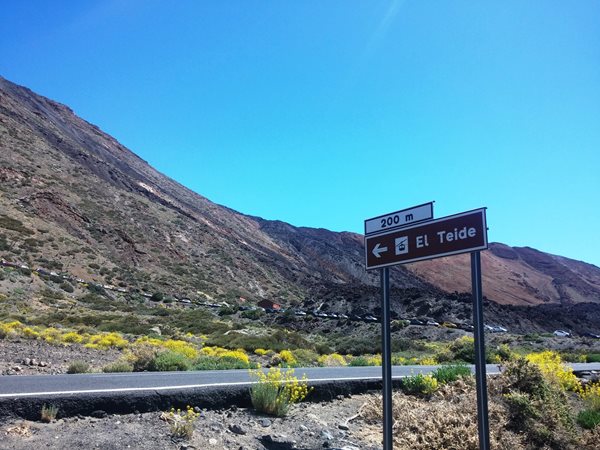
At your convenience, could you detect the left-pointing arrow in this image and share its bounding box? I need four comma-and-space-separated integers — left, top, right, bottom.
372, 243, 388, 258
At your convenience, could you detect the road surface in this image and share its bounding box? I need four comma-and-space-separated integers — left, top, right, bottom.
2, 363, 599, 398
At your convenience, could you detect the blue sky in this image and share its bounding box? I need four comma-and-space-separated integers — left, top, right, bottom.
1, 1, 599, 266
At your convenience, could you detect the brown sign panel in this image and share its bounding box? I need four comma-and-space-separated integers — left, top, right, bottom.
365, 208, 488, 270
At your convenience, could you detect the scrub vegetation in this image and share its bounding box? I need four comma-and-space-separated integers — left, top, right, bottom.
361, 353, 600, 449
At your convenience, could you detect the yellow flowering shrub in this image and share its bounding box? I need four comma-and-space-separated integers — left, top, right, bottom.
363, 354, 382, 366
134, 336, 163, 347
249, 367, 312, 416
40, 327, 62, 344
166, 405, 200, 439
419, 356, 438, 365
526, 350, 580, 391
200, 346, 249, 364
317, 353, 347, 367
391, 355, 407, 365
579, 383, 600, 411
219, 349, 250, 365
488, 353, 502, 364
0, 321, 25, 338
200, 346, 218, 356
22, 327, 40, 339
278, 350, 297, 366
162, 340, 198, 359
85, 332, 129, 350
402, 373, 439, 395
254, 348, 269, 356
61, 332, 84, 344
132, 337, 199, 358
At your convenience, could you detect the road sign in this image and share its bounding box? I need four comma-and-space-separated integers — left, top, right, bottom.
364, 202, 434, 236
365, 208, 487, 270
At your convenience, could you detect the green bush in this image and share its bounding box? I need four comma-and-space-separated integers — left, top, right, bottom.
431, 364, 472, 384
577, 409, 600, 429
332, 336, 378, 355
391, 320, 409, 331
150, 350, 191, 371
560, 352, 587, 363
500, 358, 576, 448
402, 373, 439, 395
102, 361, 134, 373
127, 344, 160, 371
0, 215, 34, 235
87, 284, 106, 295
240, 309, 263, 320
60, 282, 74, 293
449, 337, 475, 363
67, 360, 90, 374
586, 353, 600, 363
193, 355, 254, 370
292, 349, 319, 367
218, 306, 238, 316
150, 292, 164, 302
250, 368, 311, 417
348, 356, 371, 366
504, 392, 540, 423
208, 329, 310, 353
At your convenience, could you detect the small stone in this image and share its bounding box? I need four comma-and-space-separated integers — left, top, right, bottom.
115, 420, 121, 425
22, 358, 31, 366
208, 438, 218, 446
210, 422, 224, 432
338, 423, 350, 430
39, 361, 49, 367
12, 366, 22, 372
228, 424, 246, 435
31, 359, 38, 366
321, 429, 334, 440
259, 418, 272, 428
299, 424, 308, 432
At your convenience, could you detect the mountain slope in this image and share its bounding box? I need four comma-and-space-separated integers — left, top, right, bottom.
408, 243, 600, 306
0, 75, 428, 305
1, 75, 600, 332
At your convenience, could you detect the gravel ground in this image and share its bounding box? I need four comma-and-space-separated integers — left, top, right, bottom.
0, 394, 382, 450
0, 339, 121, 375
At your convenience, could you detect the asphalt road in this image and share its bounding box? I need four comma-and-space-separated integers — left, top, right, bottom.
2, 363, 599, 398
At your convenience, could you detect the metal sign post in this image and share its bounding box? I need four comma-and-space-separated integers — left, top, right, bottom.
365, 205, 490, 450
381, 267, 393, 450
471, 251, 491, 450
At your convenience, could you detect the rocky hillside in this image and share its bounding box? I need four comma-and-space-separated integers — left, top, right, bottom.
409, 243, 600, 306
1, 75, 599, 332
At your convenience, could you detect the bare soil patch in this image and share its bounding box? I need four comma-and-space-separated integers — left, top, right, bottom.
0, 339, 120, 375
1, 394, 378, 450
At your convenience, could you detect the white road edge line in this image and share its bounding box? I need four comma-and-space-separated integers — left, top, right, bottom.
0, 376, 406, 398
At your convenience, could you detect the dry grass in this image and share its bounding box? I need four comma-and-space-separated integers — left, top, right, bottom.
4, 423, 31, 437
40, 404, 59, 423
360, 379, 522, 450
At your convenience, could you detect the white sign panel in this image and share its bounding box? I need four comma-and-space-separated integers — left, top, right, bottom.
364, 202, 434, 236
